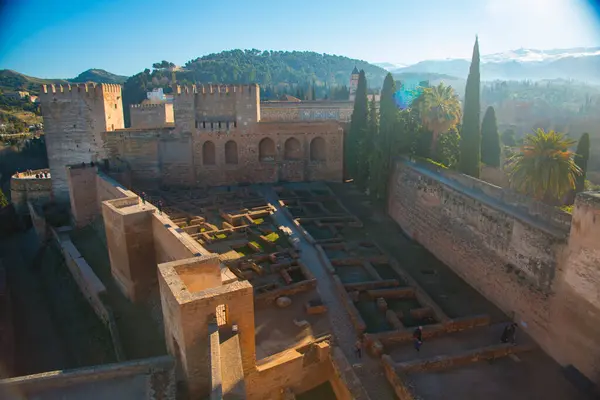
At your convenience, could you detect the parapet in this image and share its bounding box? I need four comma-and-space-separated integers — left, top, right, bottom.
174, 83, 259, 96
40, 83, 121, 97
130, 103, 167, 109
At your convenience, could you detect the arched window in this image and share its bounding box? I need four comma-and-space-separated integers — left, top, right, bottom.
259, 138, 276, 162
203, 141, 215, 165
284, 137, 301, 160
225, 140, 238, 164
310, 137, 326, 161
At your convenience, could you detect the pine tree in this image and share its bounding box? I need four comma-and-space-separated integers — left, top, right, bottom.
574, 132, 590, 193
459, 36, 481, 177
346, 70, 369, 184
480, 106, 501, 167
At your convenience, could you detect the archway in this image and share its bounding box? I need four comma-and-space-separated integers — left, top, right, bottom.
259, 138, 276, 162
310, 137, 326, 161
225, 140, 238, 164
202, 141, 216, 165
284, 137, 302, 160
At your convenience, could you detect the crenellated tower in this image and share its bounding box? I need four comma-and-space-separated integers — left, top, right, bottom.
39, 83, 124, 202
349, 67, 359, 101
172, 83, 260, 133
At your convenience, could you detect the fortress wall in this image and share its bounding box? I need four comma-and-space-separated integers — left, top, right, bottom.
104, 122, 343, 188
260, 101, 353, 122
550, 192, 600, 383
130, 104, 173, 129
387, 158, 600, 384
387, 159, 568, 366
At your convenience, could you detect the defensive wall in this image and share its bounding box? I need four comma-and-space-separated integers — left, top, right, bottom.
39, 83, 124, 202
0, 356, 175, 400
130, 103, 174, 129
260, 100, 354, 123
387, 157, 600, 385
102, 122, 343, 189
10, 169, 52, 214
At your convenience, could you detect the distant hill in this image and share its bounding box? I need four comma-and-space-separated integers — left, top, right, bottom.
0, 70, 66, 94
391, 47, 600, 84
70, 69, 127, 84
178, 49, 388, 88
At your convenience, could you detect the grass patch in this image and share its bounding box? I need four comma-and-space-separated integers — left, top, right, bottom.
264, 232, 280, 242
249, 241, 264, 251
215, 233, 227, 239
236, 245, 254, 256
559, 205, 573, 214
253, 217, 264, 225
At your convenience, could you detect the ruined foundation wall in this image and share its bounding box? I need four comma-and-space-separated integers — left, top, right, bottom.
387, 159, 570, 366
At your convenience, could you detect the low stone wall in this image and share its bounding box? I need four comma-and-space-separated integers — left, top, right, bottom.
27, 201, 47, 241
0, 356, 175, 400
393, 342, 535, 373
255, 278, 317, 307
208, 324, 222, 400
51, 226, 124, 361
381, 355, 415, 400
332, 275, 366, 334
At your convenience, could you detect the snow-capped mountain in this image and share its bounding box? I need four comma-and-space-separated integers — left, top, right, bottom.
389, 47, 600, 83
482, 47, 600, 64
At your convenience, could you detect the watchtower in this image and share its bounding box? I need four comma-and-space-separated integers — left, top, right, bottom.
39, 83, 124, 202
349, 67, 359, 101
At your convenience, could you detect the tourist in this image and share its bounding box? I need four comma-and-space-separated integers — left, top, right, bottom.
141, 192, 147, 206
501, 322, 517, 344
355, 338, 362, 359
157, 200, 163, 215
413, 326, 423, 351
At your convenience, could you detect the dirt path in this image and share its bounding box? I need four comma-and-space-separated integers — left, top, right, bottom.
265, 188, 395, 400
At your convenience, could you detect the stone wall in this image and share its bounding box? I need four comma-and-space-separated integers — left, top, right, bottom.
0, 356, 175, 400
387, 158, 600, 385
130, 104, 174, 129
103, 122, 343, 188
10, 170, 52, 213
260, 101, 354, 123
39, 84, 124, 202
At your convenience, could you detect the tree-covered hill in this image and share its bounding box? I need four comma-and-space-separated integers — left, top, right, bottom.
70, 69, 127, 84
0, 70, 66, 94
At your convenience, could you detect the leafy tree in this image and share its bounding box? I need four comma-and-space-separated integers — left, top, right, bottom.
459, 37, 481, 178
346, 70, 369, 186
574, 132, 590, 193
311, 84, 316, 101
436, 126, 461, 168
413, 82, 461, 156
480, 106, 501, 167
152, 60, 175, 69
501, 129, 517, 146
507, 128, 581, 204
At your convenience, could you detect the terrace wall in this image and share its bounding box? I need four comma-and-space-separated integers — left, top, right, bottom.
387, 158, 600, 385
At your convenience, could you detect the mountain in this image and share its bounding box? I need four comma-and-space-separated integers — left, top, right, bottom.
374, 62, 407, 71
70, 69, 127, 84
391, 47, 600, 84
0, 70, 66, 94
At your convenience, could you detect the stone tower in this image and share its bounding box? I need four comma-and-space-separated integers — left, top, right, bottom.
39, 83, 124, 202
349, 66, 359, 101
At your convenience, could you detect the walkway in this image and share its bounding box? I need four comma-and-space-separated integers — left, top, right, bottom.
264, 188, 395, 400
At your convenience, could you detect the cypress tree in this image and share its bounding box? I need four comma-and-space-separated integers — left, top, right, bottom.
459, 36, 481, 177
375, 73, 398, 199
367, 95, 379, 196
346, 70, 369, 183
480, 106, 501, 167
574, 132, 590, 193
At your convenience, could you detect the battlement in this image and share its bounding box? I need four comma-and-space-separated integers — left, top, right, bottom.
40, 83, 121, 96
130, 103, 166, 109
174, 84, 259, 96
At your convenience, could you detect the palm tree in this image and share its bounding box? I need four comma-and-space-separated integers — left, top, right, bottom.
506, 128, 581, 204
413, 82, 462, 156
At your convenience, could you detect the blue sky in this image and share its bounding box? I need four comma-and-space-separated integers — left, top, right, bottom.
1, 0, 599, 78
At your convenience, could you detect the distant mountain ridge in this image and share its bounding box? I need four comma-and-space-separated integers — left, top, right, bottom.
0, 68, 126, 94
391, 46, 600, 83
70, 69, 127, 84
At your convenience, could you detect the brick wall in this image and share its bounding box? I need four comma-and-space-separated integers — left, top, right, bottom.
387, 158, 600, 384
260, 101, 353, 122
130, 104, 173, 129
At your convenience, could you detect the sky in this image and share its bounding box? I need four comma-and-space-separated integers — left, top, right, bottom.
0, 0, 599, 78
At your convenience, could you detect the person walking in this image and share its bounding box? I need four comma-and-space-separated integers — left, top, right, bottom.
501, 322, 517, 344
157, 200, 163, 215
413, 326, 423, 352
355, 338, 362, 359
141, 192, 146, 205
